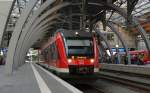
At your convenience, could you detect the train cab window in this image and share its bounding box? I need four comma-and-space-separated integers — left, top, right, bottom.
66, 39, 91, 46
66, 38, 94, 58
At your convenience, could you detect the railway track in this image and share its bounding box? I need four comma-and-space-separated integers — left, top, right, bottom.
72, 84, 106, 93
98, 69, 150, 92
38, 63, 150, 92
37, 63, 107, 93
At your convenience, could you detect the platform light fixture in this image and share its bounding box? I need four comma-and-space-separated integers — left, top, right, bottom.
0, 50, 3, 56
75, 32, 78, 35
115, 44, 119, 53
92, 30, 95, 32
85, 28, 90, 32
86, 27, 89, 30
115, 44, 119, 48
106, 49, 111, 56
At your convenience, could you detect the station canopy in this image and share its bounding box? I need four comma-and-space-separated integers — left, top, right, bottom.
2, 0, 150, 49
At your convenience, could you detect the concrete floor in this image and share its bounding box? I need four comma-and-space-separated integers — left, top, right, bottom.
0, 63, 82, 93
0, 64, 40, 93
1, 63, 149, 93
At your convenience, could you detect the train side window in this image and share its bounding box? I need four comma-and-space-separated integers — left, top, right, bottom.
55, 42, 60, 59
53, 42, 58, 60
45, 50, 47, 54
48, 42, 59, 60
50, 44, 54, 59
44, 48, 48, 60
48, 46, 51, 59
49, 45, 52, 59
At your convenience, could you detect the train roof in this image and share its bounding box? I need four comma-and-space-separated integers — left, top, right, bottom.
56, 29, 93, 38
41, 29, 94, 51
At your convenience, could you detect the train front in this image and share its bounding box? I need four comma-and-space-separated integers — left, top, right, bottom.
63, 31, 99, 75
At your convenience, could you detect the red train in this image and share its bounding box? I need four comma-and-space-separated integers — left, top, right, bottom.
41, 30, 99, 78
129, 50, 150, 65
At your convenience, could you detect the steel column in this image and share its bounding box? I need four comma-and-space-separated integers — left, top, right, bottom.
107, 22, 131, 64
94, 28, 113, 63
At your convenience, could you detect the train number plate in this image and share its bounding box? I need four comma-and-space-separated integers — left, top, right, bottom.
79, 60, 84, 64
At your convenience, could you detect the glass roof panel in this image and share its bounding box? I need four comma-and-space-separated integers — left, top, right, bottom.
133, 0, 150, 17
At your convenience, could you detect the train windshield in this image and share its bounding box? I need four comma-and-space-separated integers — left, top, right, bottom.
66, 38, 94, 57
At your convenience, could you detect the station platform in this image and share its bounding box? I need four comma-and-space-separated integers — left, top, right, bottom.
100, 63, 150, 75
0, 63, 82, 93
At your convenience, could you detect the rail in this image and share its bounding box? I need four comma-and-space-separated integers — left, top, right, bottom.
98, 69, 150, 91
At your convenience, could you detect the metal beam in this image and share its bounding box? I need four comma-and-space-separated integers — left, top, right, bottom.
15, 3, 69, 68
12, 0, 56, 69
18, 21, 57, 67
5, 0, 39, 75
0, 0, 15, 47
16, 0, 22, 14
20, 26, 53, 65
98, 40, 106, 63
104, 3, 150, 54
133, 18, 150, 52
127, 0, 139, 25
94, 28, 114, 63
14, 15, 59, 68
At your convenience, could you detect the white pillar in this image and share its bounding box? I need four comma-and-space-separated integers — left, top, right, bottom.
0, 0, 13, 45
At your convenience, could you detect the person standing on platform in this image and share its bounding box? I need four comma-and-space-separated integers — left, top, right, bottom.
114, 53, 119, 64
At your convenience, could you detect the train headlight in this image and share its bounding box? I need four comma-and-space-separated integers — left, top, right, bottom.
68, 59, 72, 63
90, 59, 94, 63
